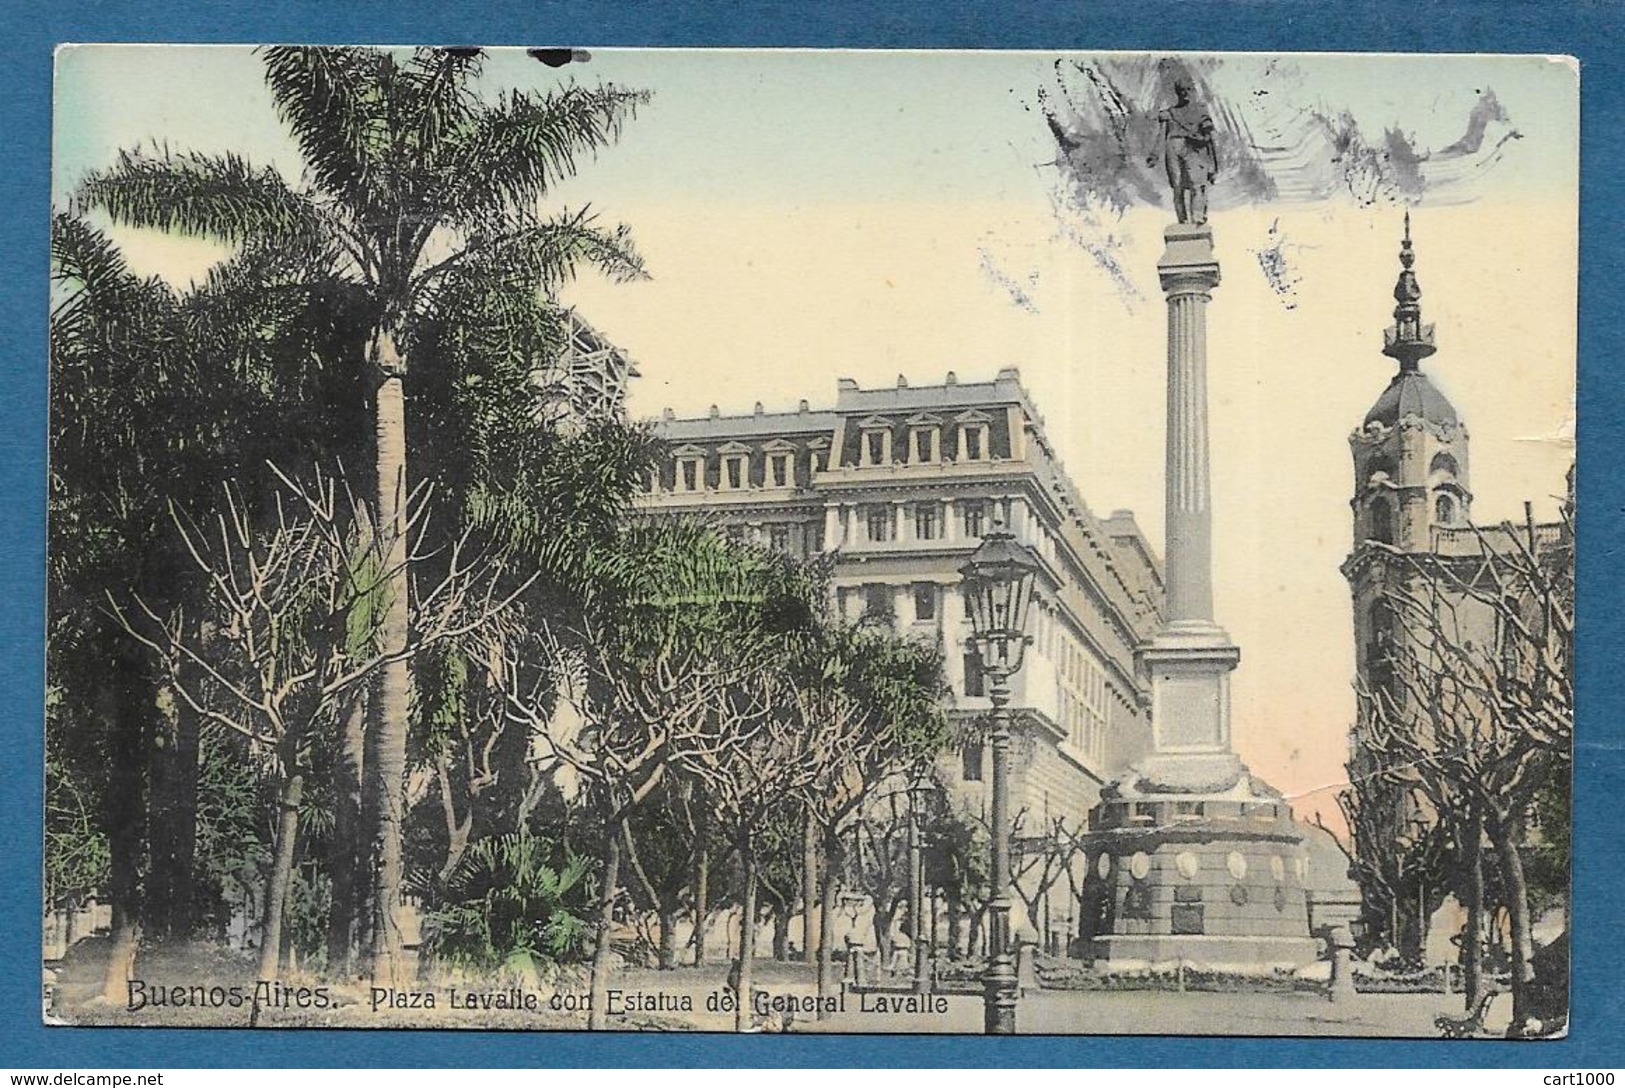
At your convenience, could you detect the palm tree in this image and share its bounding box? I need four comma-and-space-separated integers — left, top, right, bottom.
76, 46, 647, 983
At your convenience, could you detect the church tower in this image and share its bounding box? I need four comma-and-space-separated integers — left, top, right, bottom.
1341, 215, 1471, 955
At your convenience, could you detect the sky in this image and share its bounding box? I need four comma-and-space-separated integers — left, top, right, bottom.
52, 46, 1578, 832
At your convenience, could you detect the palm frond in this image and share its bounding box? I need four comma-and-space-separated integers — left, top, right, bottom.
401, 47, 484, 160
76, 148, 323, 250
416, 208, 646, 302
443, 82, 649, 228
258, 46, 385, 214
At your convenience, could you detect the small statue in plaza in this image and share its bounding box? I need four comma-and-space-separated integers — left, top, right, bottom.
1149, 78, 1220, 225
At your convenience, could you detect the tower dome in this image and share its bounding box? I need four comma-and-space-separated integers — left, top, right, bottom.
1363, 369, 1458, 428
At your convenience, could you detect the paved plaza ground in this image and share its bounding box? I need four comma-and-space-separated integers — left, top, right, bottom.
54, 951, 1485, 1037
595, 961, 1471, 1037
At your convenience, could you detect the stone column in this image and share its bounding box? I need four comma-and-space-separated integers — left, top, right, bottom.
1158, 224, 1220, 623
1138, 223, 1242, 784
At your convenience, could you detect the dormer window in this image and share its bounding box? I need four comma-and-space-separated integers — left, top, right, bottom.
1435, 494, 1455, 525
858, 416, 894, 467
808, 442, 829, 476
906, 413, 942, 464
718, 441, 751, 490
760, 438, 796, 489
964, 427, 985, 460
953, 410, 992, 462
674, 445, 706, 493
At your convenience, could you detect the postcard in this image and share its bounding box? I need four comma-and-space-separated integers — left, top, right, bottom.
44, 45, 1576, 1038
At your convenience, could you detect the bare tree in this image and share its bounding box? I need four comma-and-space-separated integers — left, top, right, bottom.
116, 464, 527, 985
1010, 814, 1086, 955
1354, 508, 1572, 1034
788, 621, 950, 1013
477, 523, 809, 1029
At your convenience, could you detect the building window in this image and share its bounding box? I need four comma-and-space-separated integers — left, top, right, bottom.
962, 651, 984, 697
809, 450, 826, 475
962, 739, 984, 782
913, 583, 937, 621
679, 458, 701, 492
1368, 497, 1394, 544
863, 583, 893, 620
1435, 493, 1454, 524
914, 503, 940, 541
913, 428, 937, 463
769, 524, 791, 552
865, 505, 895, 543
961, 424, 987, 461
769, 453, 791, 488
722, 454, 747, 490
962, 500, 987, 539
808, 524, 825, 553
864, 430, 889, 466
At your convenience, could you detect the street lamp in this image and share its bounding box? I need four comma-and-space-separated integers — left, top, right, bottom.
959, 511, 1040, 1035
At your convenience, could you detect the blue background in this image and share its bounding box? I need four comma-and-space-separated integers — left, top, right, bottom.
3, 0, 1619, 1070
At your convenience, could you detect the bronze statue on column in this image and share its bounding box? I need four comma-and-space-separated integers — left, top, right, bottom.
1149, 79, 1220, 225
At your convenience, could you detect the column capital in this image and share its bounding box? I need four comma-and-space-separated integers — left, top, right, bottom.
1158, 223, 1221, 295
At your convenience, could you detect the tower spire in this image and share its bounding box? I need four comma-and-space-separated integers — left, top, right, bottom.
1382, 210, 1437, 372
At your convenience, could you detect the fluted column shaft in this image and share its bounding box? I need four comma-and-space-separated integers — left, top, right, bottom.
1163, 278, 1216, 621
1157, 228, 1222, 626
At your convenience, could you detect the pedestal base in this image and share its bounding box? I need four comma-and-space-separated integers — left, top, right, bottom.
1091, 934, 1320, 974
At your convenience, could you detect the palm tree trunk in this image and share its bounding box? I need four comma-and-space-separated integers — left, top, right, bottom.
587, 825, 622, 1030
148, 684, 198, 941
100, 647, 147, 1003
367, 348, 412, 987
257, 771, 304, 983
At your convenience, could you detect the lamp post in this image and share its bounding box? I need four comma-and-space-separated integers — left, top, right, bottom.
908, 763, 932, 995
959, 513, 1040, 1035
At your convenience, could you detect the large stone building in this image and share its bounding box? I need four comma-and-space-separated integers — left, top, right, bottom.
640, 369, 1166, 953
